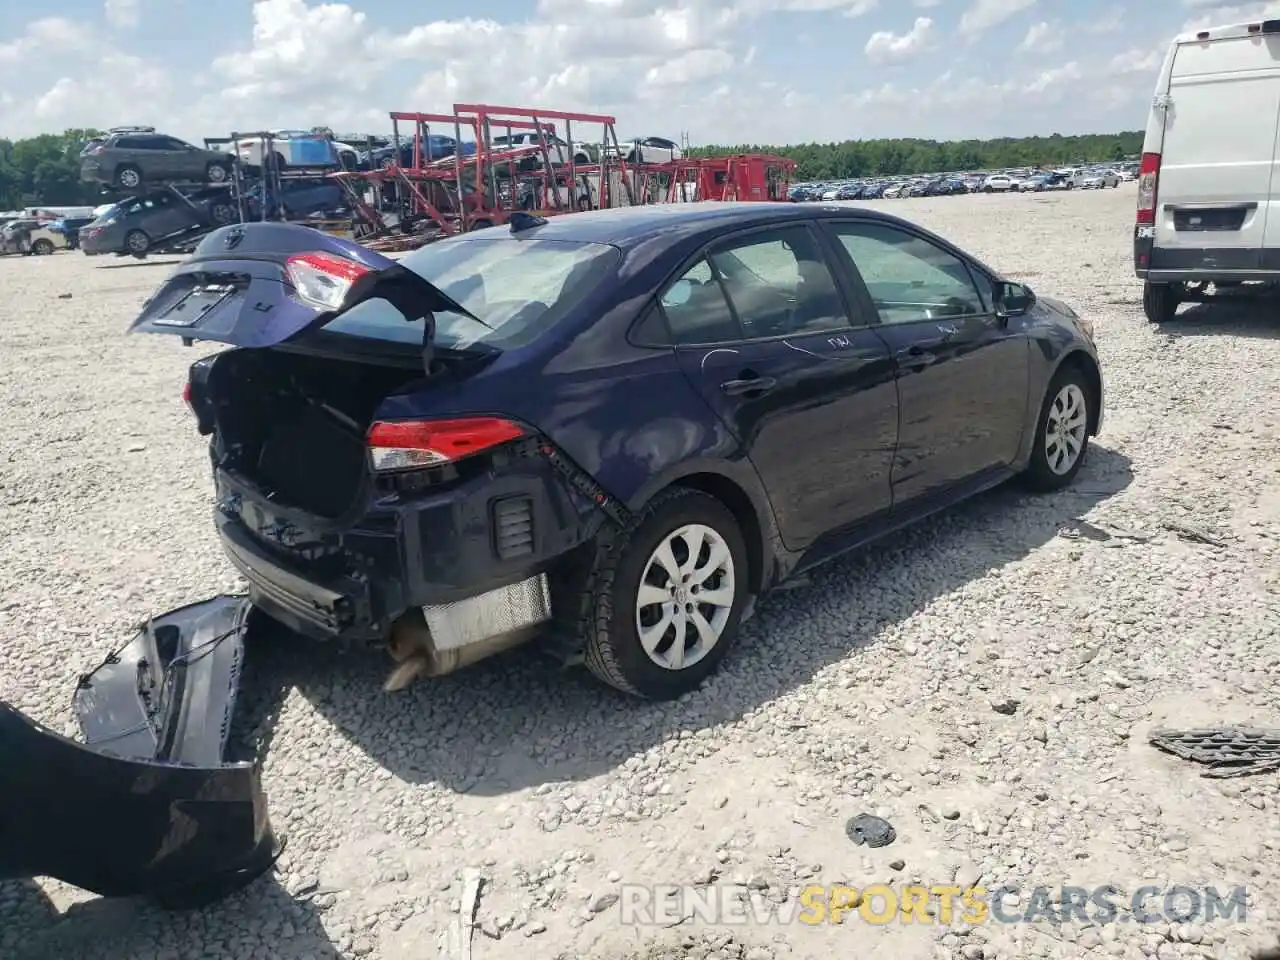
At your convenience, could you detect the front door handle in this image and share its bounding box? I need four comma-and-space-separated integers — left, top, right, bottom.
721, 375, 777, 396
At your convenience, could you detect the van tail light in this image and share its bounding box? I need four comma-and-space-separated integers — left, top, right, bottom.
285, 251, 372, 310
366, 417, 526, 472
182, 381, 193, 411
1136, 152, 1161, 225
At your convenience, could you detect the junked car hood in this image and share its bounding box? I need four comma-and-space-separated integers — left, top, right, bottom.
128, 222, 471, 352
0, 596, 279, 907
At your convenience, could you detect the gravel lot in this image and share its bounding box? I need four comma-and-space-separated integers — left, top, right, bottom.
2, 186, 1278, 960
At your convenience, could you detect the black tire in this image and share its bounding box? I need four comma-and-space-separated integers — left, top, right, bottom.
209, 202, 235, 225
31, 238, 55, 255
115, 164, 142, 190
124, 229, 149, 258
576, 193, 592, 211
580, 487, 750, 700
206, 161, 230, 184
983, 186, 993, 193
1021, 362, 1093, 493
1142, 281, 1179, 323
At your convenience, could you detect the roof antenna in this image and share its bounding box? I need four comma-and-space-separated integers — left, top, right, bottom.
509, 211, 548, 233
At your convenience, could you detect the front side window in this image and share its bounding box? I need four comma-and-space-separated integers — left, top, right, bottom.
828, 221, 986, 325
319, 237, 619, 351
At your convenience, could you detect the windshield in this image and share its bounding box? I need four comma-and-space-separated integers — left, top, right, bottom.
320, 237, 620, 351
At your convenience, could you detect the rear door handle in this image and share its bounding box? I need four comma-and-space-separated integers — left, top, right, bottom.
898, 344, 939, 368
720, 375, 777, 396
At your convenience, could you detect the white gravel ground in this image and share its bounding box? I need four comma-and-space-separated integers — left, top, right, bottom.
1, 186, 1279, 960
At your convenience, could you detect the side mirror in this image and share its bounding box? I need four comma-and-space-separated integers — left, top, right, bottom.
995, 281, 1035, 317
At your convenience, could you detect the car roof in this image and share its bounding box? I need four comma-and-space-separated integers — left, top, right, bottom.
486, 201, 922, 248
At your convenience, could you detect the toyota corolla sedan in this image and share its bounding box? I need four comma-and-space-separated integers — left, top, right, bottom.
128, 203, 1103, 701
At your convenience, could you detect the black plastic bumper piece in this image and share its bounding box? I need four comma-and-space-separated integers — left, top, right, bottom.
0, 596, 277, 907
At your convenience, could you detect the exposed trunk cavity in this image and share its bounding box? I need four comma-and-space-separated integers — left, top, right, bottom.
202, 349, 424, 519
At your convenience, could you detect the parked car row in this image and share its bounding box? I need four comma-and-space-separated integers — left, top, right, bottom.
790, 161, 1137, 203
79, 124, 689, 194
77, 179, 351, 258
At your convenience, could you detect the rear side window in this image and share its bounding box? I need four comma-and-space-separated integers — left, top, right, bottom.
320, 238, 620, 351
660, 226, 851, 344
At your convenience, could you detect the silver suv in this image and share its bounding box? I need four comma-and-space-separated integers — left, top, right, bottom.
80, 127, 235, 191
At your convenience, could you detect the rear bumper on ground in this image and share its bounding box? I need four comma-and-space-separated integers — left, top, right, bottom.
1, 596, 277, 905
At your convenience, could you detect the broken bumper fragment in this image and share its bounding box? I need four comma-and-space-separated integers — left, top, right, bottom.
0, 596, 278, 907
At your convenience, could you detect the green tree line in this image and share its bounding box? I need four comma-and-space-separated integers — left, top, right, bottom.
0, 127, 1146, 208
689, 131, 1145, 181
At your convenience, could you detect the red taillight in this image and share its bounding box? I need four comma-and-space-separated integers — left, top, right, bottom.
182, 381, 193, 410
285, 251, 372, 310
1136, 151, 1160, 225
366, 417, 525, 472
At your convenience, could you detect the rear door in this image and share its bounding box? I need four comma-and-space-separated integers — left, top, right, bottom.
822, 218, 1029, 505
1155, 33, 1280, 270
663, 223, 899, 550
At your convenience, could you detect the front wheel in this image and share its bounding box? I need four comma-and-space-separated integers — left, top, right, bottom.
582, 488, 749, 700
1142, 281, 1180, 323
31, 238, 55, 255
1021, 365, 1093, 492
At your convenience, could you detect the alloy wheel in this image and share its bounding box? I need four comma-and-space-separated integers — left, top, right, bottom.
634, 523, 736, 671
1044, 383, 1088, 475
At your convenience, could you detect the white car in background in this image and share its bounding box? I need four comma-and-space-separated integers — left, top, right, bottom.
981, 174, 1017, 192
1078, 168, 1121, 189
488, 132, 593, 168
603, 136, 684, 164
234, 131, 360, 170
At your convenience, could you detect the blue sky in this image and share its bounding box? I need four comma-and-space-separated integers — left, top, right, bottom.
2, 0, 1279, 146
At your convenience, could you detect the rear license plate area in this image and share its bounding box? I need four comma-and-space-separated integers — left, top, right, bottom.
1173, 208, 1248, 233
150, 284, 237, 327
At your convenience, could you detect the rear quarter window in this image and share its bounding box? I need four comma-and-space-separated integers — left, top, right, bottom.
320, 237, 620, 351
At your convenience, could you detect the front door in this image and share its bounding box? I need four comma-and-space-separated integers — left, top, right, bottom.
662, 223, 899, 550
822, 218, 1029, 506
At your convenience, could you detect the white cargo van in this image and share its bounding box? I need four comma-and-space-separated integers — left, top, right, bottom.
1135, 18, 1280, 322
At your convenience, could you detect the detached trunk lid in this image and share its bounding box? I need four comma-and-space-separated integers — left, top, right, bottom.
129, 222, 471, 355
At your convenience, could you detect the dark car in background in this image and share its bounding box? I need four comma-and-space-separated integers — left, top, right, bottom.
241, 179, 350, 220
80, 188, 237, 256
127, 202, 1103, 702
359, 134, 472, 169
80, 130, 236, 191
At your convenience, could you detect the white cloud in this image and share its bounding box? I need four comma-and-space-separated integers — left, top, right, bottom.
913, 0, 941, 6
1107, 48, 1163, 74
1181, 1, 1280, 31
0, 17, 97, 63
959, 0, 1036, 39
104, 0, 140, 29
1024, 61, 1080, 94
1018, 20, 1061, 53
864, 16, 935, 63
0, 0, 1201, 148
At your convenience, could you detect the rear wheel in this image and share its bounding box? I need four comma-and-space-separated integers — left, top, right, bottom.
581, 488, 749, 700
1022, 364, 1093, 492
124, 229, 150, 258
1142, 281, 1180, 323
31, 238, 54, 255
206, 161, 230, 184
115, 165, 142, 190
